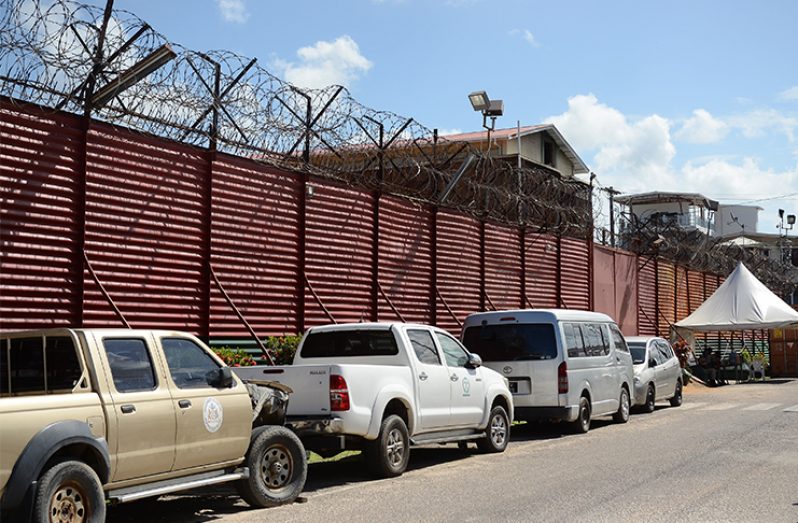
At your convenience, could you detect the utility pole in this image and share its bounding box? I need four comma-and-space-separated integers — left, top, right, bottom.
604, 186, 622, 248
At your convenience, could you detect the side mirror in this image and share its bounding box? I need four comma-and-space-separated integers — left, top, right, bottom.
648, 358, 658, 368
466, 353, 482, 369
207, 366, 235, 388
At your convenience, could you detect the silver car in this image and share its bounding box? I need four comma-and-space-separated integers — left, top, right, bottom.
627, 336, 683, 412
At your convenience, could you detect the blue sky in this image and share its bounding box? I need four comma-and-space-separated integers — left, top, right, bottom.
94, 0, 798, 233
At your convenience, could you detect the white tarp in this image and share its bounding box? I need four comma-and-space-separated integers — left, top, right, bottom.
674, 262, 798, 332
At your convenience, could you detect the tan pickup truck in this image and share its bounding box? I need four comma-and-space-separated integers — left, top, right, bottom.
0, 328, 307, 523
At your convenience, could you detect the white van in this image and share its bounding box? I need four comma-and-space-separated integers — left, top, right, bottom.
461, 309, 634, 433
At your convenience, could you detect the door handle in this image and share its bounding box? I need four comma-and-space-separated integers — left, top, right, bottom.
120, 404, 136, 414
450, 374, 459, 382
418, 372, 429, 381
178, 399, 192, 409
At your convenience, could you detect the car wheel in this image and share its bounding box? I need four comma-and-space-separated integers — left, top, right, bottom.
670, 380, 683, 407
366, 414, 410, 478
613, 387, 631, 423
33, 459, 105, 523
643, 384, 655, 413
476, 405, 510, 453
570, 396, 591, 434
236, 426, 307, 508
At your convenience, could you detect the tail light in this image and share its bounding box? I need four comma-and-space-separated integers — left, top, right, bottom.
558, 361, 568, 394
330, 374, 350, 411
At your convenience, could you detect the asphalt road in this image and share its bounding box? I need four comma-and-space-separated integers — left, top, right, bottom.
107, 379, 798, 523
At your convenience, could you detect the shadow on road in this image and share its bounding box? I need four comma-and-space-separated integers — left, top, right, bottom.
108, 416, 633, 522
107, 446, 483, 522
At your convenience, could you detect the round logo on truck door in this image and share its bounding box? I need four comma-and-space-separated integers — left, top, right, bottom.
203, 397, 224, 433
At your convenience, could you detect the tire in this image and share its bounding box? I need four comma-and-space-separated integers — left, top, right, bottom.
365, 414, 410, 478
643, 384, 656, 413
670, 380, 683, 407
613, 387, 631, 423
476, 405, 510, 453
570, 396, 591, 434
33, 459, 105, 523
236, 426, 307, 508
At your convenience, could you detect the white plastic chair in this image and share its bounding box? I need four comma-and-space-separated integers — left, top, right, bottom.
751, 360, 765, 381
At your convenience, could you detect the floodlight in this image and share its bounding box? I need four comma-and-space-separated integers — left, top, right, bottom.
779, 208, 785, 219
485, 99, 504, 117
92, 43, 176, 108
789, 215, 796, 226
468, 91, 490, 112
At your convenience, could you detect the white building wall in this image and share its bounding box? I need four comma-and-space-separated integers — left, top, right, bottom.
715, 205, 760, 236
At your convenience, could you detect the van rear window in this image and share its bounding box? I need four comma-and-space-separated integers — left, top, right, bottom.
300, 330, 399, 358
462, 324, 557, 361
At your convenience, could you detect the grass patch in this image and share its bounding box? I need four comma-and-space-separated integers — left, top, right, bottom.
307, 450, 361, 464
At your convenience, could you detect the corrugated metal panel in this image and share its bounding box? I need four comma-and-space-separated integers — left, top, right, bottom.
210, 156, 300, 336
675, 266, 689, 322
1, 102, 82, 330
614, 251, 638, 335
305, 183, 373, 326
559, 236, 590, 310
83, 124, 206, 331
525, 232, 558, 308
484, 223, 522, 311
591, 245, 615, 319
377, 197, 433, 323
435, 211, 481, 334
657, 261, 675, 335
637, 257, 657, 336
687, 269, 704, 314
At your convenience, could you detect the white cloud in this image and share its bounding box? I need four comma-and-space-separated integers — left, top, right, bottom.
779, 86, 798, 101
728, 109, 797, 142
682, 157, 798, 203
216, 0, 249, 24
544, 94, 676, 190
273, 36, 372, 90
675, 109, 728, 144
509, 28, 539, 46
438, 128, 462, 136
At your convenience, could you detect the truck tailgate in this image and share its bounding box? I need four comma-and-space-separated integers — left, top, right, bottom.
233, 365, 332, 416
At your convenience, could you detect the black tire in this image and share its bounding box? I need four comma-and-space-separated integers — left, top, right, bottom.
476, 405, 510, 453
670, 380, 683, 407
33, 459, 105, 523
613, 387, 631, 424
570, 396, 591, 434
643, 384, 656, 413
365, 414, 410, 478
236, 426, 307, 508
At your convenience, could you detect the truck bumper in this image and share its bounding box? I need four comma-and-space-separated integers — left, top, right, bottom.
515, 406, 579, 422
285, 416, 344, 436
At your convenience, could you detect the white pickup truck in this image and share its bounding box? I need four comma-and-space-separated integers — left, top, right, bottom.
234, 323, 513, 477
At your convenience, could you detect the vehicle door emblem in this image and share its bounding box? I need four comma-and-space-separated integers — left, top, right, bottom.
503, 366, 512, 374
203, 397, 224, 433
462, 377, 471, 395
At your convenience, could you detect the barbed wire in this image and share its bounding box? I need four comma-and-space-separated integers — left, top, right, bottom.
617, 212, 798, 296
0, 0, 592, 237
3, 0, 795, 293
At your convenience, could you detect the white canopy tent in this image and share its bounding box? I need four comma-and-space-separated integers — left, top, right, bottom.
675, 262, 798, 332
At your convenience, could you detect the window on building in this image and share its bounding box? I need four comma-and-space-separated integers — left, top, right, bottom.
542, 139, 556, 168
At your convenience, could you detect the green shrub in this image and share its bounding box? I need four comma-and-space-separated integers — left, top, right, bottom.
213, 347, 257, 367
266, 334, 302, 365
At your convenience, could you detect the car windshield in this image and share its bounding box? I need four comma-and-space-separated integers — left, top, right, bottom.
628, 343, 647, 364
462, 323, 557, 361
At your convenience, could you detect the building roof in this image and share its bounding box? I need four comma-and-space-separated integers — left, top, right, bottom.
721, 231, 796, 246
442, 124, 589, 175
614, 191, 719, 211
